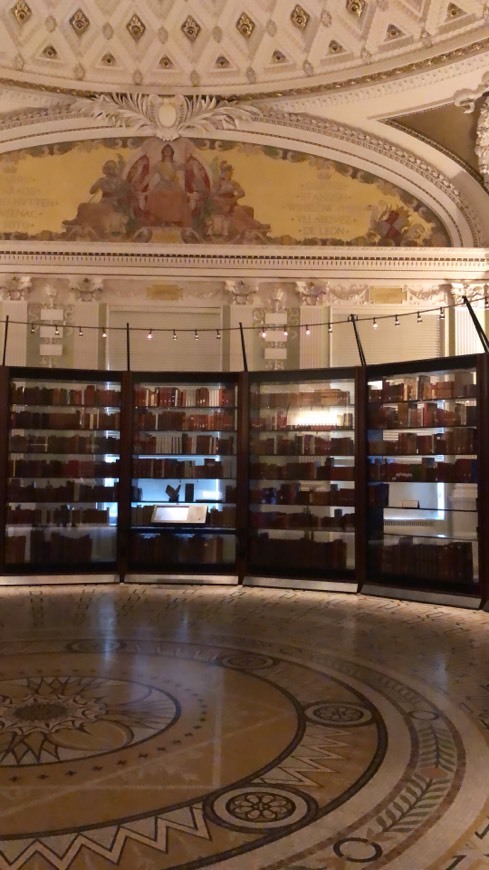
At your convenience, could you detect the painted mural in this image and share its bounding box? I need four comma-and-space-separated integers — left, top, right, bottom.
0, 138, 451, 246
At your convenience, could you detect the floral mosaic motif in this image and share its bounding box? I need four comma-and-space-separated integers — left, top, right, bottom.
306, 702, 374, 726
70, 9, 89, 36
228, 791, 295, 822
0, 675, 178, 764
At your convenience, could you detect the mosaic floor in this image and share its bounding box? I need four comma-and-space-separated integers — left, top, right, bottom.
0, 584, 487, 869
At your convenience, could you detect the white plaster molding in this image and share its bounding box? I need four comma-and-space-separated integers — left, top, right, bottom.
72, 94, 262, 142
0, 273, 31, 300
476, 96, 489, 188
402, 283, 450, 304
1, 245, 489, 281
454, 69, 489, 113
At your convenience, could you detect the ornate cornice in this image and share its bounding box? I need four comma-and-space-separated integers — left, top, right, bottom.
0, 246, 488, 279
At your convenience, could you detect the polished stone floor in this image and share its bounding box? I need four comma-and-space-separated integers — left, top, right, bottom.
0, 583, 487, 869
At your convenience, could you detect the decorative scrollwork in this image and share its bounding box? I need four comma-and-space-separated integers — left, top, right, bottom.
0, 273, 31, 300
72, 93, 262, 142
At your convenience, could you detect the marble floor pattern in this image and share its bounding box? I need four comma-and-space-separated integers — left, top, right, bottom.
0, 585, 486, 869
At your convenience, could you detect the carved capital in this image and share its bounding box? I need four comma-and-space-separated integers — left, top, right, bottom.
224, 279, 257, 305
0, 273, 31, 301
294, 281, 328, 306
449, 281, 488, 304
69, 277, 104, 302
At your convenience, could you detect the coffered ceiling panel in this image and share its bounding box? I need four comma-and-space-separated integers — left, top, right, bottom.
1, 0, 488, 95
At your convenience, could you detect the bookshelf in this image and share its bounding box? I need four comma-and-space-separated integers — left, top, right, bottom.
245, 369, 359, 590
3, 368, 121, 579
128, 375, 240, 582
364, 355, 482, 604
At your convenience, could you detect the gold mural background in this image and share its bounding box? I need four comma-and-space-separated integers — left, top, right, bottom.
0, 138, 450, 246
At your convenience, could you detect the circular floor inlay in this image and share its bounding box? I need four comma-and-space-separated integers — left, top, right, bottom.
0, 675, 178, 765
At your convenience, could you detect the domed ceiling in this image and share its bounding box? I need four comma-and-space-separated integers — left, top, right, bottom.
1, 0, 489, 95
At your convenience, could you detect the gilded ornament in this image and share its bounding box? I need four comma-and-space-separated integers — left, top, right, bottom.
447, 3, 464, 18
70, 9, 90, 36
291, 5, 310, 29
41, 45, 58, 59
272, 50, 286, 63
181, 15, 201, 42
216, 55, 231, 68
102, 52, 116, 66
159, 56, 173, 69
346, 0, 366, 16
329, 40, 344, 53
236, 13, 255, 37
127, 14, 146, 41
11, 1, 31, 24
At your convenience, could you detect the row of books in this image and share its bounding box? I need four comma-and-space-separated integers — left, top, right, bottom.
11, 384, 120, 407
9, 433, 120, 455
8, 481, 117, 502
251, 434, 354, 456
135, 409, 235, 432
5, 530, 94, 565
368, 375, 476, 403
251, 484, 355, 506
250, 414, 353, 432
250, 511, 355, 531
368, 457, 477, 483
134, 385, 235, 409
250, 460, 355, 481
251, 388, 352, 409
7, 506, 111, 526
131, 531, 227, 564
369, 538, 474, 583
134, 433, 235, 456
11, 410, 120, 430
8, 459, 119, 478
368, 402, 477, 428
368, 429, 476, 456
250, 534, 347, 570
132, 457, 234, 479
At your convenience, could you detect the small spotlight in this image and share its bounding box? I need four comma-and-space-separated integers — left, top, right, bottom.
216, 329, 221, 340
260, 326, 267, 338
395, 315, 400, 327
194, 329, 199, 340
30, 323, 35, 334
372, 318, 378, 329
305, 324, 311, 335
147, 329, 152, 340
328, 322, 332, 334
439, 307, 445, 320
54, 325, 60, 336
173, 329, 177, 341
417, 312, 422, 324
78, 326, 83, 336
283, 326, 288, 337
102, 328, 107, 338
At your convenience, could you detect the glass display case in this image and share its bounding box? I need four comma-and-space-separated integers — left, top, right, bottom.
365, 356, 481, 600
5, 370, 121, 575
129, 376, 239, 580
247, 369, 357, 586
